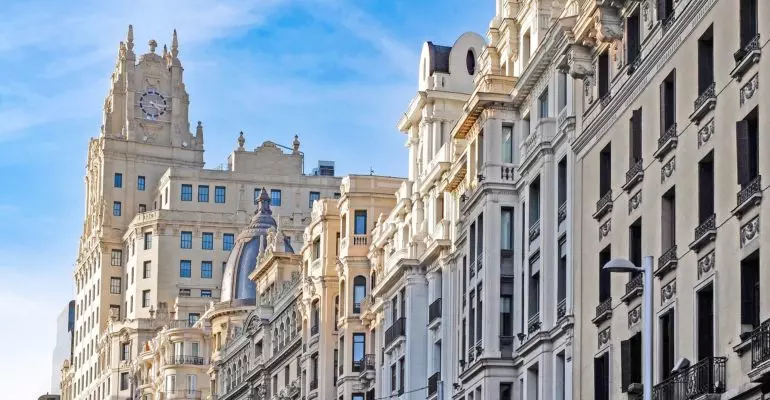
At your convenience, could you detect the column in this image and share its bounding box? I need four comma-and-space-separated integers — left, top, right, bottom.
483, 200, 501, 357
541, 152, 556, 329
404, 268, 429, 400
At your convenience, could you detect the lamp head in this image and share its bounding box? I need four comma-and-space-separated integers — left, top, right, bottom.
602, 258, 644, 273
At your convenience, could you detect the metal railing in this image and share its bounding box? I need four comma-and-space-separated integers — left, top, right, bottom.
657, 245, 678, 272
694, 214, 716, 242
651, 356, 726, 400
385, 317, 406, 347
527, 313, 541, 334
168, 355, 205, 365
658, 123, 678, 148
625, 274, 643, 296
595, 297, 612, 319
751, 319, 770, 369
164, 390, 202, 399
737, 175, 762, 207
360, 354, 376, 374
693, 82, 716, 110
429, 298, 442, 323
310, 324, 319, 336
309, 379, 318, 391
595, 190, 613, 216
428, 371, 441, 396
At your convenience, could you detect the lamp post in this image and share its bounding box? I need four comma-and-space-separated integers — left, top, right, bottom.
602, 255, 654, 400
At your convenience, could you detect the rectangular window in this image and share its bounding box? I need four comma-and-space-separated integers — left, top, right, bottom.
352, 333, 365, 370
202, 232, 214, 250
201, 289, 212, 298
120, 372, 129, 390
660, 308, 676, 379
629, 108, 643, 165
309, 191, 321, 208
138, 204, 146, 213
137, 176, 145, 191
697, 284, 714, 360
201, 261, 213, 279
180, 260, 191, 278
110, 278, 121, 294
334, 192, 341, 199
114, 173, 123, 188
500, 292, 513, 336
737, 107, 760, 187
142, 290, 150, 308
501, 207, 514, 251
529, 271, 540, 317
181, 231, 192, 249
477, 132, 484, 171
223, 234, 235, 251
398, 357, 405, 394
558, 157, 567, 207
698, 152, 715, 223
179, 288, 191, 297
594, 353, 609, 400
626, 9, 641, 65
312, 238, 320, 260
188, 313, 200, 326
469, 291, 476, 345
529, 176, 541, 224
271, 189, 282, 206
599, 246, 611, 302
599, 143, 612, 196
558, 72, 568, 110
558, 239, 567, 303
660, 70, 677, 135
538, 88, 549, 118
739, 0, 759, 47
143, 261, 151, 279
143, 232, 152, 250
120, 342, 130, 361
658, 0, 674, 22
181, 184, 193, 201
741, 252, 760, 328
698, 26, 715, 94
661, 188, 676, 250
215, 186, 226, 203
111, 250, 122, 267
502, 125, 513, 163
113, 202, 122, 217
390, 364, 397, 393
522, 30, 531, 65
354, 210, 367, 235
621, 333, 642, 392
198, 185, 209, 202
598, 51, 610, 99
629, 219, 642, 279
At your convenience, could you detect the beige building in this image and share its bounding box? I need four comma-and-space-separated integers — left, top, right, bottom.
569, 0, 769, 399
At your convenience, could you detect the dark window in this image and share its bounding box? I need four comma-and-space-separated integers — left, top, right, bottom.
594, 353, 610, 400
598, 51, 610, 99
309, 191, 321, 208
312, 237, 320, 260
539, 88, 549, 118
501, 290, 513, 336
599, 143, 612, 195
111, 250, 122, 266
500, 383, 513, 400
120, 342, 130, 361
120, 372, 129, 390
334, 192, 341, 199
737, 107, 760, 187
599, 246, 611, 302
628, 219, 642, 281
558, 158, 567, 206
502, 125, 514, 163
558, 239, 567, 303
660, 70, 677, 135
353, 333, 365, 368
201, 261, 213, 279
223, 234, 234, 251
137, 176, 145, 191
181, 231, 192, 249
476, 284, 483, 340
138, 204, 146, 213
626, 9, 641, 64
271, 189, 282, 206
661, 188, 676, 249
390, 364, 397, 392
529, 176, 541, 223
621, 333, 642, 392
113, 202, 121, 216
466, 49, 476, 75
528, 271, 540, 317
143, 261, 151, 279
142, 290, 150, 307
660, 309, 676, 379
114, 173, 123, 188
741, 252, 760, 328
398, 357, 405, 394
558, 72, 568, 110
143, 232, 152, 250
739, 0, 758, 48
198, 185, 209, 202
697, 284, 714, 360
477, 132, 484, 170
188, 313, 199, 326
202, 232, 214, 250
181, 184, 192, 201
180, 260, 191, 278
698, 152, 715, 223
110, 278, 121, 294
201, 289, 211, 298
354, 210, 367, 235
353, 276, 366, 313
179, 288, 191, 297
657, 0, 674, 22
215, 186, 226, 203
629, 108, 643, 165
698, 26, 715, 94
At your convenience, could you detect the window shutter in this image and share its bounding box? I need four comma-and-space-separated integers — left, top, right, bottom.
621, 339, 631, 392
659, 82, 666, 136
737, 120, 750, 186
633, 108, 643, 161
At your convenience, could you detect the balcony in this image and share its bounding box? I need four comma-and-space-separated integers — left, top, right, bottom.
734, 175, 762, 217
309, 379, 318, 391
593, 190, 613, 220
528, 219, 541, 243
622, 274, 643, 303
351, 234, 368, 247
520, 118, 557, 166
651, 356, 726, 400
385, 317, 406, 347
557, 298, 567, 319
654, 123, 678, 160
655, 245, 678, 278
690, 214, 717, 252
527, 313, 541, 334
165, 390, 202, 399
428, 298, 442, 324
749, 319, 770, 382
427, 372, 441, 396
310, 324, 319, 336
167, 355, 205, 365
622, 159, 644, 192
359, 354, 376, 381
731, 34, 761, 80
500, 163, 517, 181
592, 297, 612, 325
690, 82, 716, 124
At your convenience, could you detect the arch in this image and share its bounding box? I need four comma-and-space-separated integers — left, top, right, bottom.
466, 48, 476, 75
353, 275, 367, 313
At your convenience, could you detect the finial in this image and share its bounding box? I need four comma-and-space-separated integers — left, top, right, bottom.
162, 44, 168, 59
127, 25, 134, 51
171, 29, 179, 58
237, 131, 245, 150
196, 121, 204, 139
148, 39, 157, 53
292, 135, 300, 154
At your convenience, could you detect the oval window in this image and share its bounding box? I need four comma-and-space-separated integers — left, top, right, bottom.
466, 49, 476, 75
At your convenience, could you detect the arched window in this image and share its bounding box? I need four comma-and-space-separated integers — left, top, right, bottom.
353, 276, 366, 313
466, 49, 476, 75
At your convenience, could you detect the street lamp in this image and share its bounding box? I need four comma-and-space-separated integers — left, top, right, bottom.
602, 255, 653, 400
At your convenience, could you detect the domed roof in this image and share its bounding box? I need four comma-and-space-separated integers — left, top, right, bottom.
220, 188, 294, 304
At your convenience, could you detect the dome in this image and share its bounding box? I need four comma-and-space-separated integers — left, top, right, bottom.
220, 188, 294, 304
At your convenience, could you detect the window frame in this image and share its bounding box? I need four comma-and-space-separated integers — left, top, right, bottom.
181, 184, 193, 201
214, 186, 226, 203
180, 260, 192, 278
198, 185, 209, 203
201, 261, 213, 279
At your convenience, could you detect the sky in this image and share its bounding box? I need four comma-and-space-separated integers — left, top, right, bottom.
0, 0, 490, 397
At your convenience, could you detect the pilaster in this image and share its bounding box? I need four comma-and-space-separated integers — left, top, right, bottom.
404, 267, 429, 399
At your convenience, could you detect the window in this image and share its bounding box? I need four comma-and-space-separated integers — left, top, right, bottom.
187, 375, 197, 392
466, 48, 476, 74
188, 313, 200, 326
201, 261, 213, 279
522, 30, 531, 65
352, 333, 365, 371
110, 305, 121, 320
662, 188, 676, 250
629, 108, 643, 165
120, 372, 129, 390
697, 284, 714, 360
502, 125, 513, 163
143, 232, 152, 250
529, 270, 540, 318
477, 132, 484, 171
660, 70, 677, 135
180, 260, 191, 278
120, 343, 130, 361
737, 107, 760, 188
270, 189, 282, 206
558, 239, 567, 304
198, 185, 209, 202
353, 276, 366, 313
142, 290, 151, 307
214, 186, 226, 203
114, 173, 123, 188
143, 261, 151, 279
179, 288, 191, 297
621, 333, 642, 392
312, 237, 320, 260
201, 289, 212, 298
469, 291, 476, 345
334, 192, 341, 199
202, 232, 213, 250
598, 50, 610, 99
558, 72, 568, 110
658, 0, 674, 23
181, 231, 192, 249
697, 27, 714, 94
111, 250, 122, 267
113, 202, 122, 217
594, 353, 609, 400
739, 0, 758, 48
110, 278, 121, 294
354, 210, 367, 235
599, 246, 611, 302
523, 113, 531, 137
398, 357, 405, 394
599, 143, 611, 197
181, 184, 193, 201
390, 364, 397, 393
527, 364, 540, 400
529, 176, 541, 224
626, 9, 641, 64
500, 290, 513, 336
538, 88, 549, 118
137, 176, 145, 191
223, 234, 234, 251
309, 191, 320, 208
558, 158, 567, 207
660, 308, 676, 379
501, 207, 514, 251
629, 219, 642, 279
138, 204, 146, 213
741, 252, 760, 328
698, 152, 715, 223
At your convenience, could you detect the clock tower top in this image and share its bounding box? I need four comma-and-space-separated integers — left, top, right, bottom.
100, 25, 201, 157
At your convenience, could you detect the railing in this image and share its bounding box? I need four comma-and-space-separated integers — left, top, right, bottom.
527, 313, 541, 334
362, 354, 376, 372
694, 214, 716, 241
693, 82, 716, 110
557, 298, 567, 319
352, 234, 368, 246
595, 297, 612, 319
166, 319, 196, 329
309, 379, 318, 391
165, 390, 202, 399
751, 319, 770, 369
475, 252, 483, 271
528, 220, 541, 242
651, 356, 726, 400
427, 371, 441, 396
625, 159, 644, 185
557, 202, 567, 223
501, 164, 516, 181
310, 324, 319, 336
734, 34, 761, 64
625, 274, 643, 296
658, 245, 678, 271
429, 298, 442, 323
168, 355, 205, 365
658, 123, 678, 148
595, 190, 613, 216
737, 175, 762, 207
385, 317, 406, 347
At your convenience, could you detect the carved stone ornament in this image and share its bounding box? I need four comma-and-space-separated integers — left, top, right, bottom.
661, 279, 676, 304
740, 216, 760, 247
613, 41, 623, 70
661, 157, 676, 183
568, 44, 594, 79
740, 74, 759, 106
643, 1, 653, 29
628, 190, 642, 214
697, 119, 714, 148
697, 250, 715, 279
628, 305, 641, 328
599, 219, 612, 240
598, 327, 611, 348
594, 6, 624, 43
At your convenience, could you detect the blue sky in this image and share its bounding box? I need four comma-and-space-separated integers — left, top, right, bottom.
0, 0, 490, 396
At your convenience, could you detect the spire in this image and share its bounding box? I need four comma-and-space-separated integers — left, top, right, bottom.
162, 44, 168, 59
126, 25, 134, 51
292, 135, 300, 154
171, 29, 179, 58
237, 131, 245, 150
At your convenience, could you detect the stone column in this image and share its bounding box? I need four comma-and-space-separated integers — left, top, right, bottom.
404, 267, 429, 400
541, 151, 556, 329
482, 200, 501, 357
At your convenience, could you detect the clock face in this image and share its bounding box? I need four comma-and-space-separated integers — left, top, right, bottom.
139, 88, 167, 120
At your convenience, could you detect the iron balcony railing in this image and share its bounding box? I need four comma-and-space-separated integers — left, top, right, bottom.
557, 298, 567, 319
169, 355, 205, 365
694, 214, 716, 242
362, 354, 375, 371
429, 298, 442, 323
625, 274, 643, 296
428, 372, 441, 396
310, 324, 319, 336
309, 379, 318, 391
651, 356, 726, 400
385, 317, 406, 347
737, 175, 762, 207
751, 319, 770, 369
595, 297, 612, 320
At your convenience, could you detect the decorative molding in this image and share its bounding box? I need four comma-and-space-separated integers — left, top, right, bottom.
697, 250, 715, 279
598, 326, 611, 348
628, 190, 642, 214
697, 119, 714, 148
740, 73, 759, 106
661, 157, 676, 183
599, 219, 612, 240
628, 305, 641, 329
740, 216, 760, 248
661, 279, 676, 304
